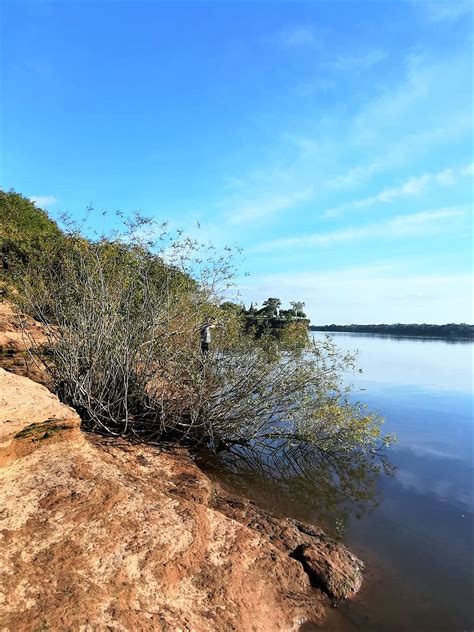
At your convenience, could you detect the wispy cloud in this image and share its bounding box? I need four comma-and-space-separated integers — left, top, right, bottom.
327, 115, 473, 190
326, 160, 383, 191
30, 195, 58, 208
330, 49, 387, 72
253, 206, 468, 252
422, 0, 473, 22
227, 187, 313, 225
219, 47, 472, 234
348, 48, 472, 149
278, 25, 317, 48
323, 163, 473, 217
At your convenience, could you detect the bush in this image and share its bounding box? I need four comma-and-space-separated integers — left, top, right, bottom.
17, 213, 391, 457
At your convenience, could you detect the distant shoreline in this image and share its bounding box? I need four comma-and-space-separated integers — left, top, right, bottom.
310, 324, 474, 340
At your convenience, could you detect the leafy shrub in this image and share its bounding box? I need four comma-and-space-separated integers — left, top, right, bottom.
15, 210, 390, 458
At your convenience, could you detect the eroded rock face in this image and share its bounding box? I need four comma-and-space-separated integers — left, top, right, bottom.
0, 301, 49, 384
0, 301, 47, 354
0, 369, 364, 631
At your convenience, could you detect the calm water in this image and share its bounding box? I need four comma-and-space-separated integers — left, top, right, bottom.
197, 332, 474, 631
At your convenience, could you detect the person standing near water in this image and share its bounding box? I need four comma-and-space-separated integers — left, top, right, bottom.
200, 319, 216, 356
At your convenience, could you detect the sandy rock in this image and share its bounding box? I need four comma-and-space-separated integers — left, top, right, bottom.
0, 301, 47, 353
0, 367, 80, 457
0, 301, 50, 384
0, 370, 332, 631
212, 489, 364, 603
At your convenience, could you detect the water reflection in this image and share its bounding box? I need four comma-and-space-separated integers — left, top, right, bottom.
196, 440, 394, 538
318, 331, 473, 345
199, 333, 473, 630
316, 331, 474, 394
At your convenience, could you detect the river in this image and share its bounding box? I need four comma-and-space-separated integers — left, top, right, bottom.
197, 332, 474, 631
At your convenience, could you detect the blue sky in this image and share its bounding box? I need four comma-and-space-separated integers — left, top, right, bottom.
1, 0, 473, 323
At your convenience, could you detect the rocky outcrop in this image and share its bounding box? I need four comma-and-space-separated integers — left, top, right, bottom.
0, 301, 49, 384
0, 368, 364, 631
0, 368, 78, 463
0, 301, 47, 354
212, 492, 364, 603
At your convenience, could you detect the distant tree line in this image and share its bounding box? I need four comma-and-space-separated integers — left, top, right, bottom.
310, 323, 474, 339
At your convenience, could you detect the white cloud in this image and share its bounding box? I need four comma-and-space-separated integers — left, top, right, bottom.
30, 195, 58, 208
323, 163, 473, 217
461, 162, 474, 177
423, 0, 473, 22
330, 49, 387, 72
279, 26, 317, 48
284, 134, 320, 156
329, 112, 474, 188
327, 161, 382, 190
227, 187, 313, 225
327, 116, 473, 191
217, 46, 472, 237
348, 48, 472, 150
253, 206, 468, 252
386, 207, 466, 230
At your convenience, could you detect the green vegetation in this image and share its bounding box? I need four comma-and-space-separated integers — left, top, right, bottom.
1, 189, 391, 462
0, 190, 64, 291
311, 323, 474, 339
220, 297, 310, 349
14, 420, 73, 441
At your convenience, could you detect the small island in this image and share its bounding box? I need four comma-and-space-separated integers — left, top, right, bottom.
221, 297, 310, 340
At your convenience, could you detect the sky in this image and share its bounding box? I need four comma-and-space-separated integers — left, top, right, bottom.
1, 0, 473, 324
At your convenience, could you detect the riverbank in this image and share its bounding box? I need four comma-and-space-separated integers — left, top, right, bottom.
0, 304, 365, 631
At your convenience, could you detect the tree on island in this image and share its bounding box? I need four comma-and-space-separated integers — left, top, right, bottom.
290, 301, 307, 318
260, 297, 281, 318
